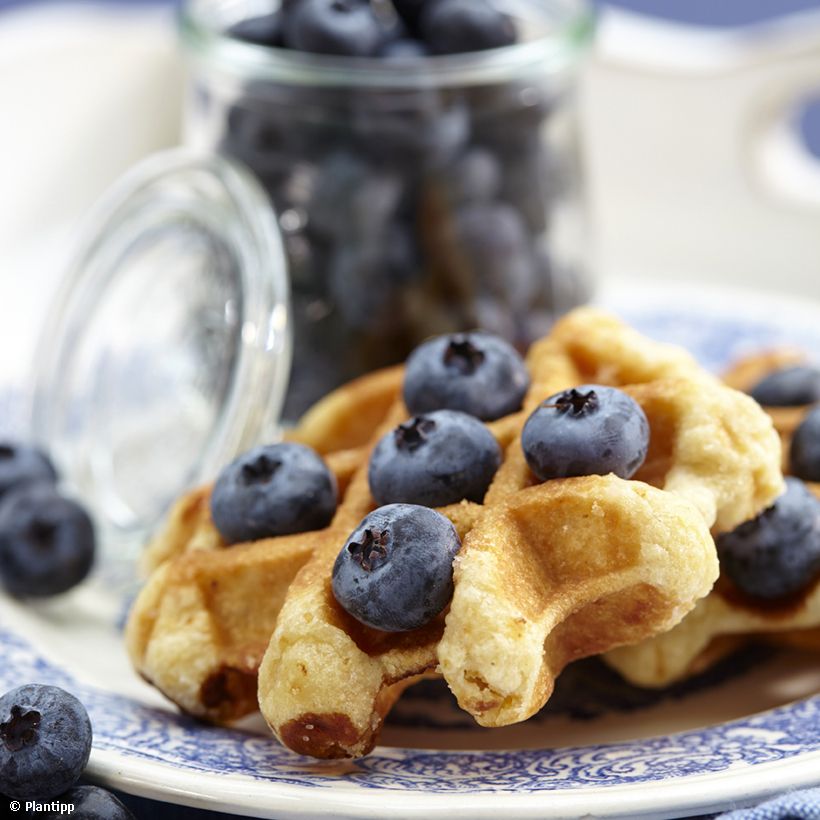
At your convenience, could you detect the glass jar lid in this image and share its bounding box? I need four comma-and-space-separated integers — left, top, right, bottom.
31, 150, 291, 552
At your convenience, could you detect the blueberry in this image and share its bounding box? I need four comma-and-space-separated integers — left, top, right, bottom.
331, 504, 461, 631
369, 410, 501, 507
445, 148, 502, 205
42, 786, 136, 820
0, 485, 95, 598
420, 0, 517, 54
221, 83, 348, 168
329, 223, 420, 331
0, 684, 92, 800
791, 405, 820, 482
454, 203, 536, 309
716, 478, 820, 601
210, 443, 338, 544
379, 36, 430, 60
521, 385, 650, 481
403, 331, 530, 421
750, 365, 820, 406
351, 91, 469, 168
471, 84, 553, 155
309, 153, 403, 241
283, 0, 385, 56
306, 152, 372, 239
0, 441, 57, 501
227, 11, 284, 46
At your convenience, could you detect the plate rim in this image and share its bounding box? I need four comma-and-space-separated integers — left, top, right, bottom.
85, 743, 820, 819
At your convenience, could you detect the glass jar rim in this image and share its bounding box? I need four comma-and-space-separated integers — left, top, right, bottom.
178, 0, 595, 88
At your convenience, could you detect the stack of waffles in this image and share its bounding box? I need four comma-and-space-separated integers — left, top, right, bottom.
127, 308, 812, 760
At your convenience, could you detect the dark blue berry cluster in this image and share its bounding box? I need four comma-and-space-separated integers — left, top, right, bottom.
218, 1, 579, 419
229, 0, 517, 58
331, 331, 656, 635
334, 330, 530, 631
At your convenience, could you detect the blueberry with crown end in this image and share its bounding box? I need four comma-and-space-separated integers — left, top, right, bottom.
331, 504, 461, 631
522, 385, 650, 481
750, 365, 820, 407
369, 410, 501, 507
0, 441, 57, 501
403, 331, 530, 421
0, 485, 95, 598
283, 0, 385, 56
791, 405, 820, 483
716, 478, 820, 601
210, 443, 338, 544
42, 786, 136, 820
420, 0, 517, 55
0, 684, 92, 800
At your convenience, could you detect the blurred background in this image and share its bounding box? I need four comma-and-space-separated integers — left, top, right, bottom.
1, 0, 819, 433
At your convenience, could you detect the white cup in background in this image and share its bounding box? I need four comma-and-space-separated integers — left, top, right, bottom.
582, 4, 820, 298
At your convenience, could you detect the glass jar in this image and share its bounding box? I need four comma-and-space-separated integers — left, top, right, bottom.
31, 151, 291, 559
180, 0, 594, 419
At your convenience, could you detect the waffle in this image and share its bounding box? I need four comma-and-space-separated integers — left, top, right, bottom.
605, 350, 817, 688
127, 309, 782, 753
257, 309, 782, 756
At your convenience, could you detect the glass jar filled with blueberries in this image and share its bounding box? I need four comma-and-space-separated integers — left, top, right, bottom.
180, 0, 594, 418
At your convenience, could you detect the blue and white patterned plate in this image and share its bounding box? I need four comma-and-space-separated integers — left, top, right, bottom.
2, 282, 820, 819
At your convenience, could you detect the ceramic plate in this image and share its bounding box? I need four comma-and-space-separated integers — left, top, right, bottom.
2, 282, 820, 820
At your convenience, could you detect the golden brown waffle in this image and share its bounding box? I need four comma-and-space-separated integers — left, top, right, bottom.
127, 309, 782, 753
257, 309, 782, 756
605, 350, 818, 688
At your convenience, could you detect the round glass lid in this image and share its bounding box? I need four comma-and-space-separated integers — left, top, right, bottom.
31, 150, 291, 549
